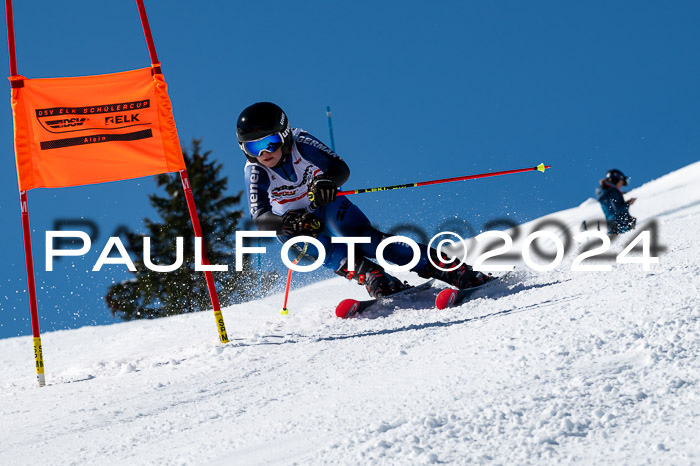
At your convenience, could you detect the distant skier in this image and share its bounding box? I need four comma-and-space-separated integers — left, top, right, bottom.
238, 102, 490, 298
596, 169, 637, 235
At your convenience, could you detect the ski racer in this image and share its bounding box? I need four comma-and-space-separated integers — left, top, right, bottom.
596, 168, 637, 235
238, 102, 490, 298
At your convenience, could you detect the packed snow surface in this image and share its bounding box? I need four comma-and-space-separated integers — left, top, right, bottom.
1, 162, 699, 465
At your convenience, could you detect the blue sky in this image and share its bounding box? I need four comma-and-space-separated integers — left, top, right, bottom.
1, 1, 698, 338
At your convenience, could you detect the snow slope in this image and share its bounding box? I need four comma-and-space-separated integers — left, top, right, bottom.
1, 162, 699, 465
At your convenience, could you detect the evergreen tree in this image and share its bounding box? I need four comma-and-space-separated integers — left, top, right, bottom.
106, 139, 278, 320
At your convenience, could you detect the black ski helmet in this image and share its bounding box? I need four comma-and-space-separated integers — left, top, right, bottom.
606, 169, 629, 186
236, 102, 293, 162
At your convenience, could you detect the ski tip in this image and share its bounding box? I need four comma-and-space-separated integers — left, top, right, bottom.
336, 299, 361, 319
435, 289, 458, 310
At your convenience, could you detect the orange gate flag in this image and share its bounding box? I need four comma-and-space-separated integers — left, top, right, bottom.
10, 67, 185, 191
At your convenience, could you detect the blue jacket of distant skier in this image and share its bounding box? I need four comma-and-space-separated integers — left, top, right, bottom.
596, 181, 636, 235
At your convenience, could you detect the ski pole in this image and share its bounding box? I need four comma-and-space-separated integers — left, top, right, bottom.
280, 269, 294, 316
280, 242, 309, 315
337, 163, 550, 196
326, 106, 336, 152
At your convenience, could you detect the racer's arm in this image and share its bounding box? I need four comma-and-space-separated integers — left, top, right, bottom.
244, 163, 283, 233
295, 131, 350, 186
609, 189, 631, 214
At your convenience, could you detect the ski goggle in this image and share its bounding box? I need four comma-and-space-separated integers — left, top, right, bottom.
240, 133, 284, 157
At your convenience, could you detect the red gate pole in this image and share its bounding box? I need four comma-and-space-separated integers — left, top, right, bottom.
5, 0, 17, 76
6, 0, 46, 386
21, 192, 45, 386
135, 0, 161, 74
136, 0, 228, 343
180, 171, 229, 343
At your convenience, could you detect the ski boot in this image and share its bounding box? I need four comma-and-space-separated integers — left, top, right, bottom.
335, 257, 408, 298
418, 249, 491, 290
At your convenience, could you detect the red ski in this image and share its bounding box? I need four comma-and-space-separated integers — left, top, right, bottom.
335, 279, 435, 319
435, 273, 509, 310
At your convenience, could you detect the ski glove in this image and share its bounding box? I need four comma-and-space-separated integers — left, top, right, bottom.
307, 176, 337, 208
281, 211, 325, 238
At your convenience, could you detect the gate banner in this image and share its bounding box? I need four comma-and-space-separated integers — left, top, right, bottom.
11, 67, 185, 191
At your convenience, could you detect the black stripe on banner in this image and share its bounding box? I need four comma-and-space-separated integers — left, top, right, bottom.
40, 129, 153, 150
